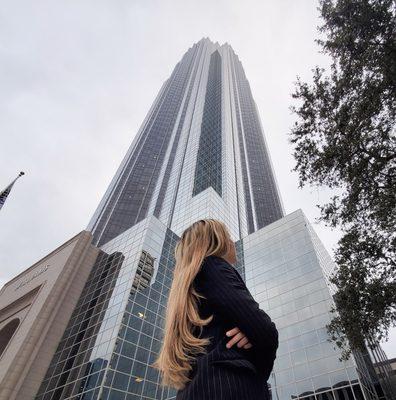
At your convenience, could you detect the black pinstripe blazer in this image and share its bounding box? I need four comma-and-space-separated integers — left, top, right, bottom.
175, 255, 279, 400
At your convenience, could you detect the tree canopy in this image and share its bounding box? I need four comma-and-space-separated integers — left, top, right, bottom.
289, 0, 395, 360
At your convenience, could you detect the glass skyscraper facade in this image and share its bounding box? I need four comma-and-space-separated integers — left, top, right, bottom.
34, 38, 388, 400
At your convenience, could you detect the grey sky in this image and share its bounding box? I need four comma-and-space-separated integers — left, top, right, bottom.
1, 0, 395, 358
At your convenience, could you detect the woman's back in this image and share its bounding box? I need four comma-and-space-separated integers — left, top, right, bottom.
175, 255, 278, 400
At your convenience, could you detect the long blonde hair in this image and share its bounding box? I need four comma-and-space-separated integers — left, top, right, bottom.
151, 219, 234, 390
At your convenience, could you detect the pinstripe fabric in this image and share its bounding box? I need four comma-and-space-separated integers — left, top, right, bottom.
175, 255, 279, 400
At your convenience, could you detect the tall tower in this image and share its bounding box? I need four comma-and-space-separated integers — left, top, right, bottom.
87, 38, 284, 247
25, 38, 388, 400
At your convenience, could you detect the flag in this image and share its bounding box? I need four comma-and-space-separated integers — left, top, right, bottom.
0, 171, 25, 211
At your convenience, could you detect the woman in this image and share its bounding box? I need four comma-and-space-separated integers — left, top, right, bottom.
151, 219, 279, 399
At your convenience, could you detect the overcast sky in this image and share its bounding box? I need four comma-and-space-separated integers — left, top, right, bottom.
1, 0, 395, 359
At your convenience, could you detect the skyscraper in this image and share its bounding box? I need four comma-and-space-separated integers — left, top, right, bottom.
86, 38, 284, 248
1, 38, 390, 400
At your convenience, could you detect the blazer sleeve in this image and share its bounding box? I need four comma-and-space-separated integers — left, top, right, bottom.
195, 256, 279, 364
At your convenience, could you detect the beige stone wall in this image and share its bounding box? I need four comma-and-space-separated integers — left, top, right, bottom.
0, 230, 100, 400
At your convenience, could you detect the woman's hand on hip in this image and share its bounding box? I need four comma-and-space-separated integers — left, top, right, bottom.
225, 327, 253, 349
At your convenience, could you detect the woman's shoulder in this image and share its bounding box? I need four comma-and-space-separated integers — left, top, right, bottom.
197, 255, 241, 284
202, 254, 230, 267
199, 255, 229, 274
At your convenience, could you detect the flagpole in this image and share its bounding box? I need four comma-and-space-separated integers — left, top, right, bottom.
0, 171, 25, 211
7, 171, 25, 186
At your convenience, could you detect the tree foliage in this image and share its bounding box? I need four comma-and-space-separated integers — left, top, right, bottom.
289, 0, 396, 360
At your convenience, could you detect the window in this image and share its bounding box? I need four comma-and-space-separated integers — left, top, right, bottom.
0, 318, 20, 357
